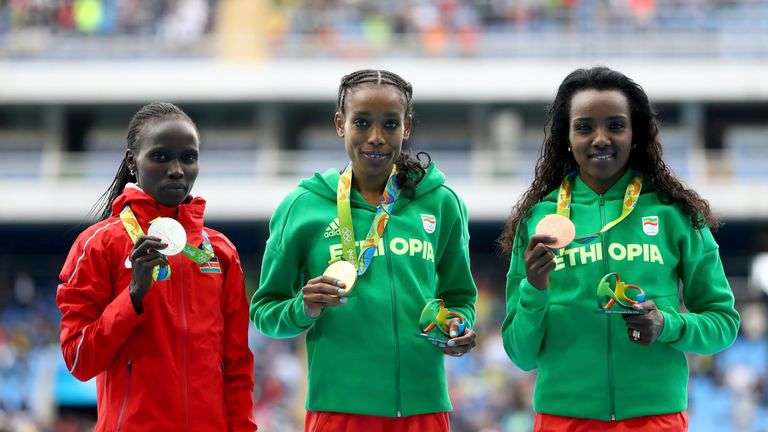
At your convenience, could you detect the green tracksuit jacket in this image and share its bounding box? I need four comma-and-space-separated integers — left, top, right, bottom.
251, 163, 477, 417
502, 169, 739, 421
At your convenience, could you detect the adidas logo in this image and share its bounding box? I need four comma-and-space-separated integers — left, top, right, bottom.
324, 218, 341, 238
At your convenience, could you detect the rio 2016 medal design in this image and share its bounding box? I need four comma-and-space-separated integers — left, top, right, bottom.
323, 260, 357, 294
147, 217, 187, 256
535, 214, 576, 249
595, 272, 648, 315
417, 298, 466, 343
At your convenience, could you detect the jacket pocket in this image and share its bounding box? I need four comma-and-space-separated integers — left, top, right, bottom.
115, 360, 133, 432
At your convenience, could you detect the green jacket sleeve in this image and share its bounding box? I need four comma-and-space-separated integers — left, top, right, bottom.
656, 225, 740, 354
435, 195, 477, 328
250, 194, 318, 338
501, 228, 549, 371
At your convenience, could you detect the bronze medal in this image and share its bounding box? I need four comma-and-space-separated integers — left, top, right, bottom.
535, 214, 576, 249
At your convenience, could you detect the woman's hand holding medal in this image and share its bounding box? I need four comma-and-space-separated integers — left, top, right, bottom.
129, 235, 168, 314
524, 234, 559, 290
302, 260, 357, 318
623, 300, 665, 345
525, 214, 576, 290
437, 318, 477, 357
128, 217, 185, 313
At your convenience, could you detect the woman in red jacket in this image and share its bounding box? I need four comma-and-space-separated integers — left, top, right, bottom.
57, 102, 257, 431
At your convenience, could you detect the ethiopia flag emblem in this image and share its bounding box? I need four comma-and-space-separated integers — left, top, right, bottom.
642, 216, 659, 236
421, 214, 436, 234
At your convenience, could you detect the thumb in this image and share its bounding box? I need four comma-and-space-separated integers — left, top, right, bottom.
447, 318, 466, 338
632, 300, 657, 311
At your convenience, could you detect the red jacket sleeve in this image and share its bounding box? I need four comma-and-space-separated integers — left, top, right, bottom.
218, 236, 257, 431
57, 222, 144, 381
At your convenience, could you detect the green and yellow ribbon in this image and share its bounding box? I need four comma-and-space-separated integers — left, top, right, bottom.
336, 164, 399, 275
556, 169, 643, 245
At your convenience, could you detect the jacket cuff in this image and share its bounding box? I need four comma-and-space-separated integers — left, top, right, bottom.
657, 309, 685, 343
292, 292, 318, 328
112, 287, 145, 325
519, 279, 549, 312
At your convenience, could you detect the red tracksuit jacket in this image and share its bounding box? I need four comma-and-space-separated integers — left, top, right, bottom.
57, 185, 257, 431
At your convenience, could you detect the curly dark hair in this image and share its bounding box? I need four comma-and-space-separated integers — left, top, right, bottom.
90, 102, 196, 221
498, 66, 719, 257
337, 69, 430, 198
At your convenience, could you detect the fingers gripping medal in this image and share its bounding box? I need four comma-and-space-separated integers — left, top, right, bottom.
416, 299, 466, 345
323, 260, 357, 295
147, 218, 187, 256
535, 214, 576, 249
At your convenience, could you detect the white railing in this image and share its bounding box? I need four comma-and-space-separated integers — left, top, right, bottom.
0, 145, 764, 222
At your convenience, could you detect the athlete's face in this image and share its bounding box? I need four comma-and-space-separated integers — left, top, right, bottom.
335, 84, 412, 182
126, 116, 200, 207
568, 89, 633, 194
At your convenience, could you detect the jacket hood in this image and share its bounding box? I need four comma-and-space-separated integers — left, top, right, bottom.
111, 184, 206, 241
297, 162, 445, 212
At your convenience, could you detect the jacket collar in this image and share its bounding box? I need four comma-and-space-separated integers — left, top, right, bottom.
298, 162, 445, 212
571, 168, 637, 202
543, 168, 641, 205
111, 184, 206, 239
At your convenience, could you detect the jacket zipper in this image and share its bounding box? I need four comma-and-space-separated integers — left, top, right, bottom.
177, 210, 191, 432
598, 195, 617, 421
115, 360, 133, 432
384, 231, 402, 417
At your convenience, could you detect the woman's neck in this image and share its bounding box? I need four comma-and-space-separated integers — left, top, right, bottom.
352, 169, 390, 206
579, 167, 629, 195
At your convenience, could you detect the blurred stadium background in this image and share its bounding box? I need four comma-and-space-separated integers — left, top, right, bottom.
1, 0, 768, 431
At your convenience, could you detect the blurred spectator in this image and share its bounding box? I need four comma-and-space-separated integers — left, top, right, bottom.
163, 0, 210, 45
2, 0, 768, 58
719, 302, 768, 430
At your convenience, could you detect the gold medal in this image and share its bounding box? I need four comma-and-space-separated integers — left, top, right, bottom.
323, 260, 357, 294
535, 214, 576, 249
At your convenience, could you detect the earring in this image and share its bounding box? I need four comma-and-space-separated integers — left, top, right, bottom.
129, 168, 136, 176
567, 147, 571, 152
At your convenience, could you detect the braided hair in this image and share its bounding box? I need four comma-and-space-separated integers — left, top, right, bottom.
337, 69, 430, 198
91, 102, 196, 221
498, 66, 719, 257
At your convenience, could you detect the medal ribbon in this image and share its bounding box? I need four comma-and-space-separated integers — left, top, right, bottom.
337, 164, 399, 276
556, 169, 643, 245
119, 205, 214, 281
